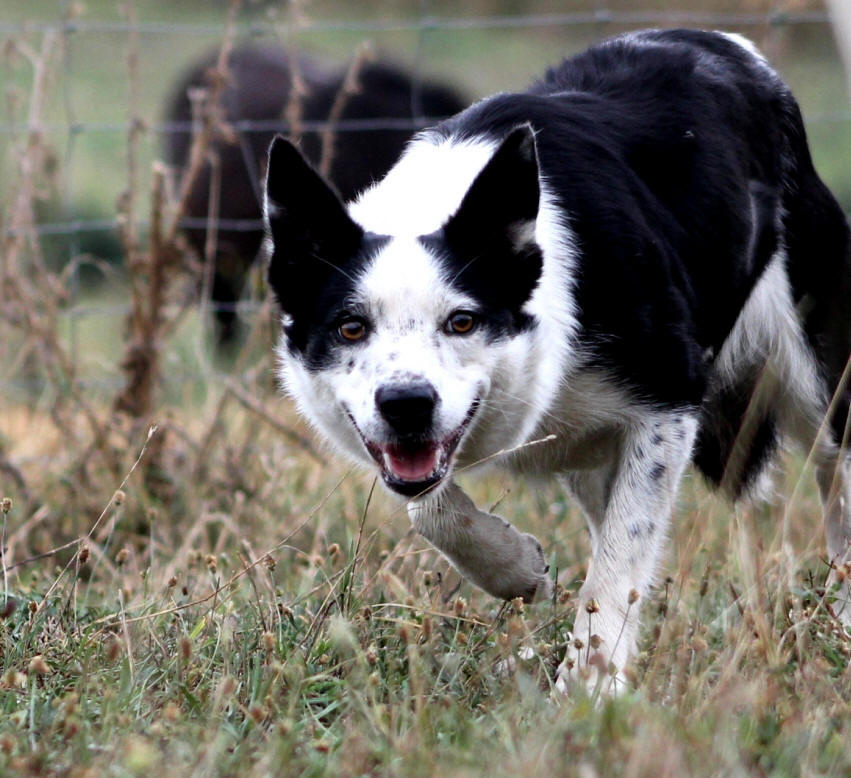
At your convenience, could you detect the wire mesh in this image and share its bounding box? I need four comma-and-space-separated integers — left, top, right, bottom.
1, 4, 849, 395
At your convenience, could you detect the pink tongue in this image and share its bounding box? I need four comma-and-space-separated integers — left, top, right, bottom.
385, 444, 439, 481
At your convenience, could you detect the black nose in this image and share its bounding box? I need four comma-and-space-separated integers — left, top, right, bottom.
375, 383, 438, 436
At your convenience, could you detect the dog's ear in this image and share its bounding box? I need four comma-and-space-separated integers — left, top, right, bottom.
441, 125, 543, 311
444, 125, 541, 256
264, 136, 363, 312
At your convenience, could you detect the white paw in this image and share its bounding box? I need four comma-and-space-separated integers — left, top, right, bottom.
553, 633, 627, 698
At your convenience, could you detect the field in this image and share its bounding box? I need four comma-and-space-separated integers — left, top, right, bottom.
2, 1, 851, 776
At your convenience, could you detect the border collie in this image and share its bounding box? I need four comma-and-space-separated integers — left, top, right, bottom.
264, 29, 851, 693
165, 45, 466, 343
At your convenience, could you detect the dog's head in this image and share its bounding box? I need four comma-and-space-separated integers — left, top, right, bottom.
264, 127, 544, 498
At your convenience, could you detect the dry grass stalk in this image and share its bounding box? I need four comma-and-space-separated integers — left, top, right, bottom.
113, 0, 242, 420
1, 30, 119, 478
318, 41, 375, 178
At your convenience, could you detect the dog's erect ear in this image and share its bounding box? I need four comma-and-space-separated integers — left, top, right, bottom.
264, 136, 363, 311
443, 125, 541, 255
440, 125, 543, 312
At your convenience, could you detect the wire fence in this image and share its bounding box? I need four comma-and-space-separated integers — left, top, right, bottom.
1, 3, 850, 397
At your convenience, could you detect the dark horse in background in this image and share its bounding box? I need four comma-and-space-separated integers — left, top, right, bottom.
164, 45, 467, 344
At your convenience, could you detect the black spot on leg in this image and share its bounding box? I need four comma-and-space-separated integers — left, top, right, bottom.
650, 462, 666, 481
652, 433, 664, 446
675, 427, 686, 441
346, 359, 355, 373
628, 523, 641, 539
634, 445, 645, 460
647, 521, 656, 535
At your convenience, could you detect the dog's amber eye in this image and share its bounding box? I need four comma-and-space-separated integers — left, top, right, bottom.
446, 311, 476, 335
338, 319, 367, 342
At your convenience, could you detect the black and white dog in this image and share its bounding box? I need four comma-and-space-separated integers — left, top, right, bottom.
263, 29, 851, 692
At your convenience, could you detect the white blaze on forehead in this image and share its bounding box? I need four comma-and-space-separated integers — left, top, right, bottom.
348, 136, 498, 237
357, 236, 473, 321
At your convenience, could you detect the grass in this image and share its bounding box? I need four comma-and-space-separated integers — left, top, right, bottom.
1, 432, 851, 777
2, 1, 851, 775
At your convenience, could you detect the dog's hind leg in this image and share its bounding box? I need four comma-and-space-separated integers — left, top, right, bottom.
407, 481, 553, 603
555, 411, 699, 695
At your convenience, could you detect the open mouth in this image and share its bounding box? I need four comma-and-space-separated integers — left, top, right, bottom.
352, 401, 479, 498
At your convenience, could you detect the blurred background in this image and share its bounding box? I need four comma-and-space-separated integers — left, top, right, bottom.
2, 0, 849, 397
0, 0, 849, 510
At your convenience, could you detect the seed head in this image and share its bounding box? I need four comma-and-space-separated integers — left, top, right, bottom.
1, 497, 11, 514
106, 637, 121, 662
262, 632, 275, 652
263, 554, 276, 572
585, 599, 600, 614
205, 554, 218, 573
115, 548, 128, 566
365, 644, 378, 665
78, 545, 90, 565
628, 589, 640, 605
454, 597, 467, 615
167, 576, 177, 589
573, 637, 584, 650
28, 655, 50, 676
589, 634, 602, 649
180, 637, 192, 661
113, 490, 126, 506
219, 677, 237, 700
508, 616, 524, 638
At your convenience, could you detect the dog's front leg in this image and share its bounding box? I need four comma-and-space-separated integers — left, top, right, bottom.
407, 481, 553, 603
556, 413, 699, 695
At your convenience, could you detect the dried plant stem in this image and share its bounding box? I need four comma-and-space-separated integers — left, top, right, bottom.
224, 380, 325, 464
114, 0, 242, 420
319, 41, 374, 177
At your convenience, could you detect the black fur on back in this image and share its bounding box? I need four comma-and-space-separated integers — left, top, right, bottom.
427, 29, 851, 495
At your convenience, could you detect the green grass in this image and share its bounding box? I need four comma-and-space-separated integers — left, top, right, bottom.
3, 2, 851, 776
1, 439, 851, 776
